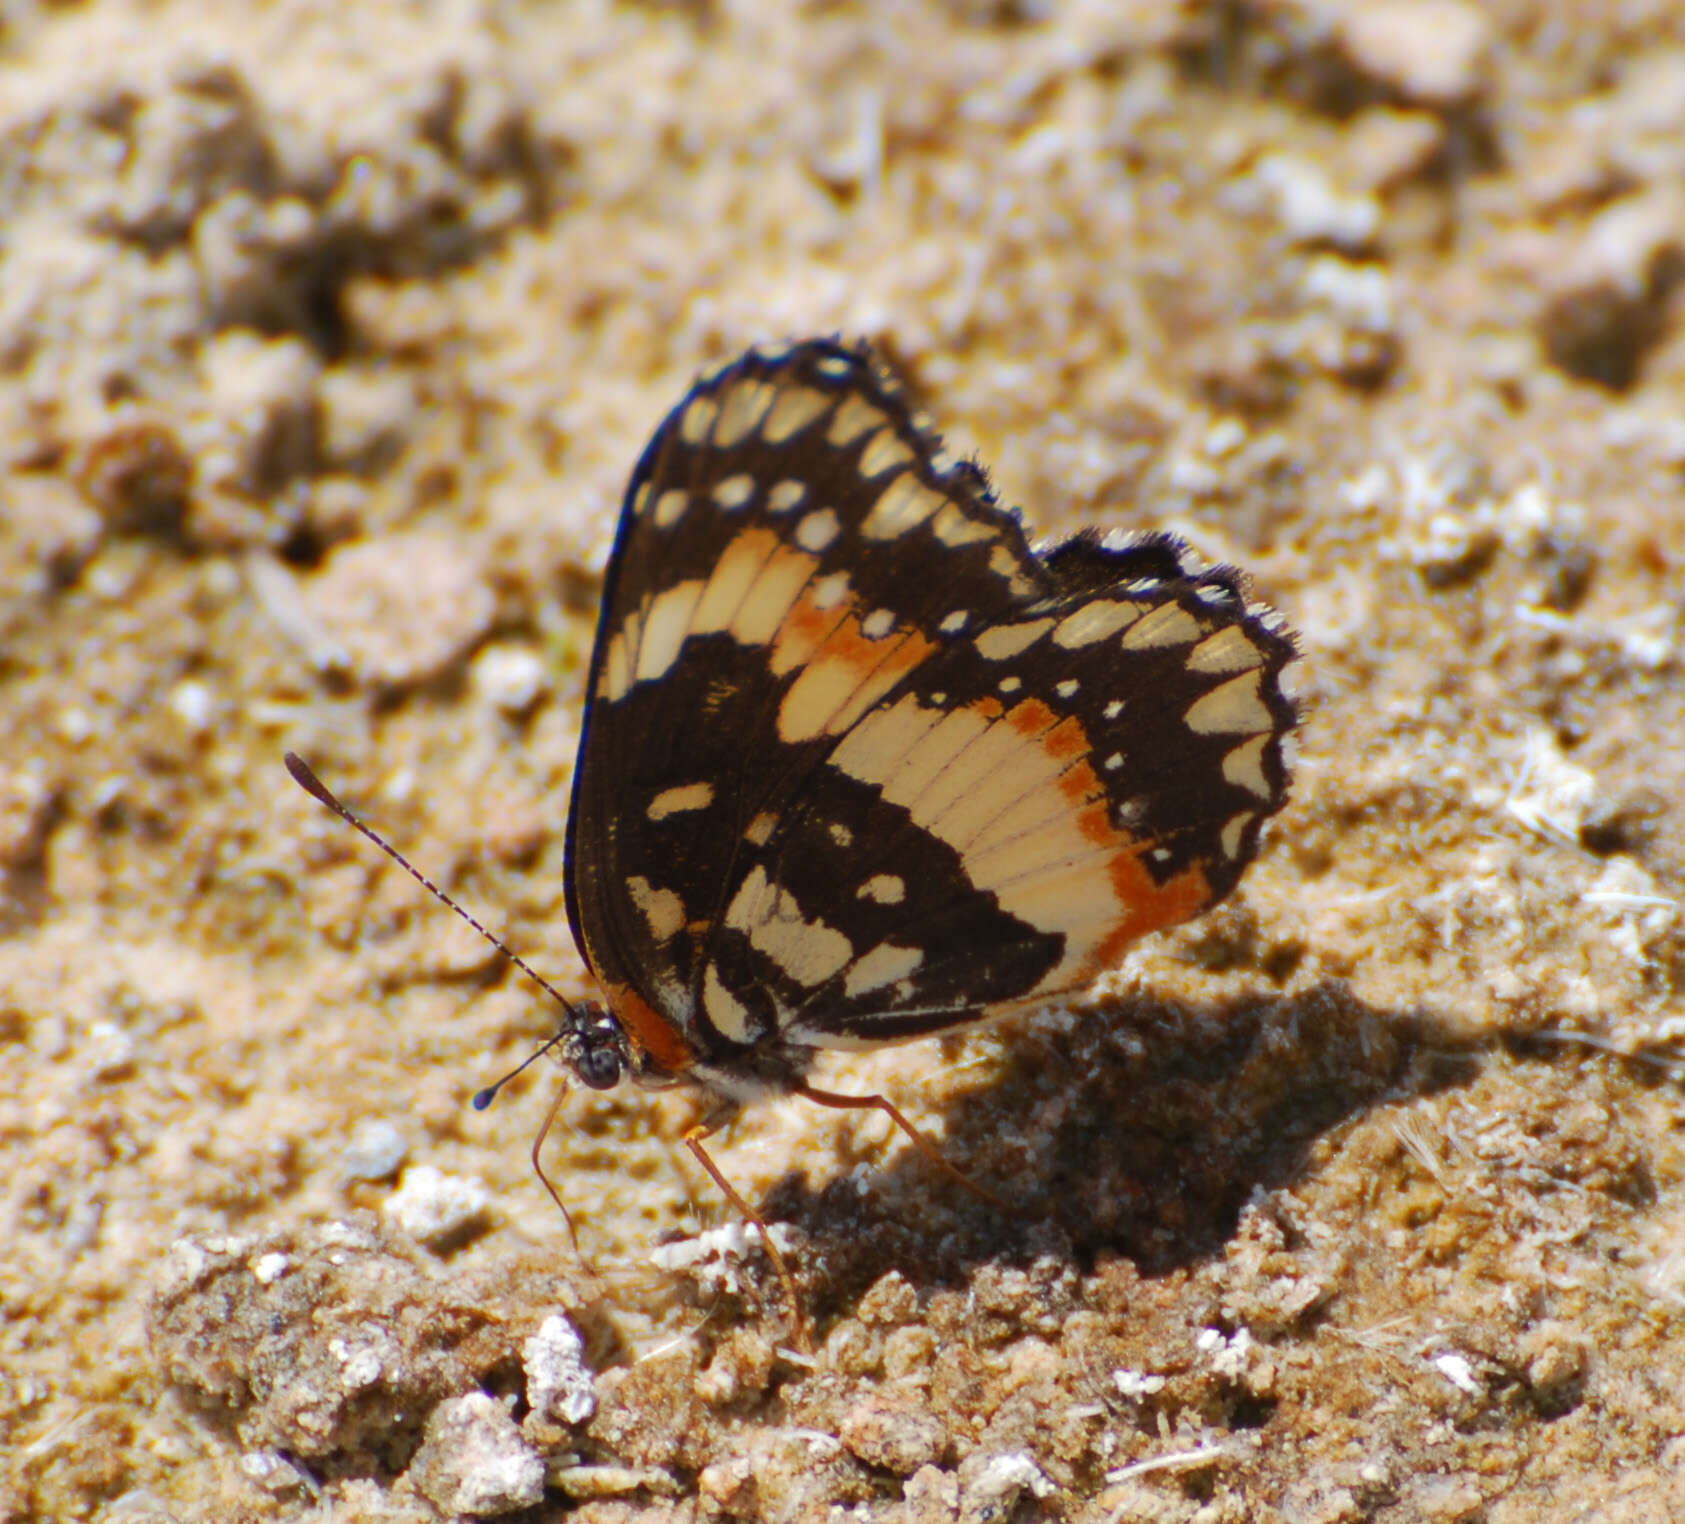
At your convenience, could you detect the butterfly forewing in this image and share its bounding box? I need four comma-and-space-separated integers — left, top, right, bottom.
566, 340, 1296, 1073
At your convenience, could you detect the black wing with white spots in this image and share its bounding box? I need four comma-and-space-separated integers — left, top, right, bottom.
564, 340, 1296, 1087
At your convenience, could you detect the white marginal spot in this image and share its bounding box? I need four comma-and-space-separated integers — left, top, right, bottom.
1103, 700, 1124, 719
858, 874, 905, 904
975, 618, 1053, 661
712, 473, 756, 510
703, 965, 755, 1043
797, 509, 841, 552
1185, 671, 1272, 736
767, 479, 806, 513
1104, 753, 1123, 770
1056, 678, 1079, 698
680, 394, 718, 445
648, 781, 715, 820
862, 475, 947, 540
1121, 602, 1204, 650
654, 489, 688, 527
725, 866, 854, 988
812, 572, 851, 610
862, 608, 896, 640
762, 385, 832, 442
634, 580, 705, 685
1221, 733, 1274, 800
1221, 811, 1256, 860
632, 481, 654, 517
627, 875, 684, 943
928, 691, 947, 705
860, 429, 914, 477
816, 354, 853, 379
999, 676, 1022, 693
844, 942, 924, 999
1053, 600, 1141, 649
829, 821, 854, 847
1188, 625, 1266, 675
744, 811, 778, 846
827, 393, 886, 446
939, 610, 969, 634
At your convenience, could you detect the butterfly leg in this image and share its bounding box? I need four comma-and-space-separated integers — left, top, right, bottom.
794, 1082, 1012, 1213
682, 1115, 810, 1351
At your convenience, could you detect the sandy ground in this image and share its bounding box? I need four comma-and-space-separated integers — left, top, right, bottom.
6, 0, 1685, 1520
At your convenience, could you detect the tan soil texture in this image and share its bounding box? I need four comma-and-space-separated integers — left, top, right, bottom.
6, 2, 1685, 1521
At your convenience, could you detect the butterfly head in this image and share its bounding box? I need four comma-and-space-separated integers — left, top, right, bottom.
560, 1002, 634, 1092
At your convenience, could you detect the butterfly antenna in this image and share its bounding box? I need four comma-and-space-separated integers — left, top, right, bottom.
284, 752, 585, 1056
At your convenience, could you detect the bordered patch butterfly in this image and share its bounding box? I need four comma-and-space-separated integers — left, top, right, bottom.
290, 337, 1297, 1327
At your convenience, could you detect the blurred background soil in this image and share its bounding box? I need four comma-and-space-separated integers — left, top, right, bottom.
4, 1, 1685, 1520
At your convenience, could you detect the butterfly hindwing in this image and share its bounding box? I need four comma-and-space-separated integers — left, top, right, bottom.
565, 340, 1296, 1072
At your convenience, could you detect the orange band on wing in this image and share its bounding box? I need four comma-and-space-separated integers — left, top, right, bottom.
604, 982, 696, 1074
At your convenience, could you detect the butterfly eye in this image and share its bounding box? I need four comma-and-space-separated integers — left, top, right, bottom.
575, 1044, 623, 1092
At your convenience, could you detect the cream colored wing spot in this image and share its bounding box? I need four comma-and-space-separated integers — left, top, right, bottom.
861, 474, 948, 540
703, 964, 755, 1043
827, 393, 887, 447
829, 821, 854, 847
931, 501, 996, 547
1056, 678, 1079, 698
680, 394, 718, 445
828, 693, 948, 794
635, 579, 705, 685
777, 624, 932, 743
918, 703, 1065, 853
975, 618, 1053, 661
999, 676, 1022, 693
796, 508, 841, 552
725, 865, 854, 988
1188, 624, 1266, 675
632, 481, 654, 517
744, 811, 778, 846
763, 385, 833, 442
692, 528, 781, 634
627, 875, 685, 943
1221, 811, 1257, 861
714, 378, 776, 446
767, 479, 807, 513
599, 628, 632, 702
861, 608, 896, 640
939, 609, 969, 634
1221, 733, 1274, 800
1103, 700, 1124, 719
648, 781, 715, 820
844, 942, 924, 998
859, 428, 915, 477
1121, 601, 1204, 650
654, 488, 689, 527
1185, 671, 1272, 736
816, 354, 854, 379
731, 543, 823, 646
1053, 600, 1141, 648
989, 543, 1037, 596
711, 473, 756, 510
1103, 752, 1123, 770
858, 873, 905, 904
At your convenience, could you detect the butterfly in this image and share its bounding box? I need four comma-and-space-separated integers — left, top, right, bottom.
290, 337, 1297, 1326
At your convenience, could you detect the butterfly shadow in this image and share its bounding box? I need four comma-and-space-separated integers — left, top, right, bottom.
755, 978, 1491, 1314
